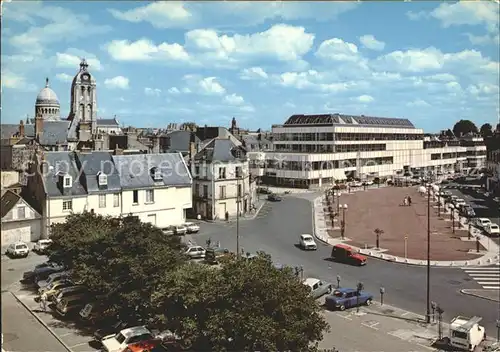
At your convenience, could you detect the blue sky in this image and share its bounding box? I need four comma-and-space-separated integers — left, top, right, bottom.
2, 1, 499, 132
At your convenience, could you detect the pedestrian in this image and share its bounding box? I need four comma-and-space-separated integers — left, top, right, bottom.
40, 294, 47, 312
206, 238, 212, 248
225, 211, 229, 222
408, 196, 412, 206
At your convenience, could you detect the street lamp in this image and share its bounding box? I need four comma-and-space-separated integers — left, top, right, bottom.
449, 204, 455, 233
426, 183, 431, 324
340, 204, 348, 240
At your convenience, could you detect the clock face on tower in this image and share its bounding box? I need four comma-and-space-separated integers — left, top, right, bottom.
81, 73, 90, 81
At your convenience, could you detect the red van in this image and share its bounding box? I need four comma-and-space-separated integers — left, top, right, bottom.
331, 244, 367, 266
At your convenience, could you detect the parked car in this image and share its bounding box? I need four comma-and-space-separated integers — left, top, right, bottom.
298, 234, 317, 250
267, 193, 282, 202
161, 226, 175, 235
121, 339, 171, 352
324, 288, 374, 311
55, 296, 89, 317
94, 321, 130, 343
37, 271, 70, 289
485, 223, 500, 236
184, 222, 200, 234
173, 225, 187, 235
330, 244, 367, 266
185, 246, 206, 259
303, 278, 333, 299
362, 180, 374, 186
22, 265, 65, 284
51, 285, 88, 304
453, 198, 466, 207
6, 241, 30, 258
33, 239, 53, 254
258, 187, 272, 194
204, 247, 231, 264
475, 218, 492, 229
39, 279, 74, 300
101, 326, 155, 352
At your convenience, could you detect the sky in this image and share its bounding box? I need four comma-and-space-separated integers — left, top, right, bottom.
2, 1, 499, 132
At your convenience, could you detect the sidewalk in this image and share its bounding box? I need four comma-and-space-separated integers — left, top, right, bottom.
312, 189, 500, 267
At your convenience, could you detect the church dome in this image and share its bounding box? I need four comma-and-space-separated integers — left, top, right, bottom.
36, 78, 60, 107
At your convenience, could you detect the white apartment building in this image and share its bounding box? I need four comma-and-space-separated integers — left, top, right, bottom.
25, 151, 192, 237
191, 137, 255, 220
248, 114, 486, 188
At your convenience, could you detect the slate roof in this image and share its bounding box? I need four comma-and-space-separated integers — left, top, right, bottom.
96, 118, 119, 126
194, 138, 247, 163
241, 134, 273, 151
0, 124, 35, 139
0, 190, 41, 219
39, 121, 70, 146
283, 114, 415, 128
41, 152, 87, 197
76, 152, 121, 194
112, 153, 192, 189
166, 130, 201, 152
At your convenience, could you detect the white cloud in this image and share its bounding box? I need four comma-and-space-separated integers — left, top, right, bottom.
105, 38, 190, 62
240, 67, 268, 80
407, 99, 431, 107
315, 38, 360, 62
354, 95, 374, 103
359, 35, 385, 51
466, 33, 500, 46
167, 87, 181, 94
4, 2, 111, 55
430, 1, 499, 31
55, 73, 73, 82
108, 2, 358, 29
104, 76, 130, 89
275, 70, 367, 93
55, 49, 102, 70
1, 70, 37, 91
467, 83, 500, 96
406, 11, 428, 21
197, 77, 226, 95
224, 94, 245, 105
144, 87, 162, 96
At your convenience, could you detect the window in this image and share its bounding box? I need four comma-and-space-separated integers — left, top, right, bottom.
237, 184, 242, 198
99, 194, 106, 208
218, 167, 226, 179
235, 166, 243, 178
62, 200, 72, 211
219, 186, 226, 199
113, 193, 120, 207
17, 206, 26, 219
203, 185, 208, 197
63, 175, 72, 188
98, 173, 107, 186
195, 166, 200, 176
132, 190, 139, 204
146, 189, 154, 203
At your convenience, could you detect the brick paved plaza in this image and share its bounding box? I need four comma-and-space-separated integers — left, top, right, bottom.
326, 186, 483, 261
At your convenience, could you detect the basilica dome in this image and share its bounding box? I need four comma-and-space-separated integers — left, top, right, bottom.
35, 78, 61, 121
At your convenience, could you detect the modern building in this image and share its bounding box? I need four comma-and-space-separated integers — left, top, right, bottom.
485, 134, 500, 195
24, 150, 193, 237
191, 137, 255, 220
248, 113, 487, 188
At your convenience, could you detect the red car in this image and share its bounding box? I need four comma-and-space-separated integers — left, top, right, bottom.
331, 244, 367, 266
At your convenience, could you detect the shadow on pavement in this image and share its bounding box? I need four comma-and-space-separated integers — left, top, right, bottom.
364, 309, 427, 326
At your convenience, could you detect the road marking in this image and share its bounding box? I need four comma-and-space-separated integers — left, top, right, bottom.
70, 342, 89, 348
59, 332, 74, 337
417, 342, 436, 351
477, 281, 500, 285
361, 321, 380, 330
335, 313, 352, 320
482, 286, 500, 289
401, 312, 411, 317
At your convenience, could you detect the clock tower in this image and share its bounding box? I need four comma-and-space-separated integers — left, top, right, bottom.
68, 59, 97, 141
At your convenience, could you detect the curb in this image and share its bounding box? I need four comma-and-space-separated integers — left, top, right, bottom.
248, 201, 266, 220
311, 196, 329, 246
9, 291, 73, 352
460, 289, 500, 303
358, 251, 500, 267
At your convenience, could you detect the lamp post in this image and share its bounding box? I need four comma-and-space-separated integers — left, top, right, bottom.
437, 192, 441, 217
426, 183, 431, 324
336, 275, 341, 288
340, 204, 348, 240
450, 204, 455, 233
404, 234, 408, 259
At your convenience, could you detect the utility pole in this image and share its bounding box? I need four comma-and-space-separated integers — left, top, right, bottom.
236, 174, 240, 259
426, 184, 431, 324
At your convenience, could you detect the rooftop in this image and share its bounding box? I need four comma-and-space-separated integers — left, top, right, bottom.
282, 114, 415, 128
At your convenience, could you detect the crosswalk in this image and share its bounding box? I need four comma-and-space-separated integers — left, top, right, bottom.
462, 266, 500, 289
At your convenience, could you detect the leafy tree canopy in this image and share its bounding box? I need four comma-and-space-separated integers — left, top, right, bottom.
151, 253, 329, 352
480, 123, 493, 138
48, 212, 187, 324
452, 120, 478, 137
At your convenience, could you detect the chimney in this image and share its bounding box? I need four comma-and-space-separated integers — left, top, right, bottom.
19, 120, 25, 137
35, 116, 44, 139
115, 148, 124, 155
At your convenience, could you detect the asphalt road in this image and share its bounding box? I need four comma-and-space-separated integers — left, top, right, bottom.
193, 195, 499, 334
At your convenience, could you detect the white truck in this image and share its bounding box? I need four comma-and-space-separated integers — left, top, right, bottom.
449, 316, 486, 351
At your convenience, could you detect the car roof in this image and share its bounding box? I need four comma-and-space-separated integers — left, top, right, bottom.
336, 287, 357, 293
13, 241, 28, 245
303, 278, 320, 286
478, 218, 491, 221
121, 326, 151, 337
126, 339, 165, 352
334, 243, 352, 250
300, 234, 313, 239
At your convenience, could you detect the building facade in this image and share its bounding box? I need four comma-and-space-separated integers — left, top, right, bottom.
485, 134, 500, 195
25, 151, 192, 237
191, 138, 254, 220
1, 190, 42, 245
248, 113, 487, 188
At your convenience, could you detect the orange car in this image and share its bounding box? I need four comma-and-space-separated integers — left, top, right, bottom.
123, 339, 183, 352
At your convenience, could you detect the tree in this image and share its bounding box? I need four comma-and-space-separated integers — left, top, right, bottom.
444, 129, 455, 138
48, 212, 187, 325
374, 228, 384, 249
452, 120, 478, 137
151, 254, 329, 352
480, 123, 493, 138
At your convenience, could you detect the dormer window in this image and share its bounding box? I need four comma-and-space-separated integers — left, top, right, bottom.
97, 172, 108, 186
63, 174, 72, 188
150, 167, 162, 181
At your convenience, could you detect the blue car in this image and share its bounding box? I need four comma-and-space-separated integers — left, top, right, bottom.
325, 288, 373, 311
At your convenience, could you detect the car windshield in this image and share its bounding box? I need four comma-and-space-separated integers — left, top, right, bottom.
128, 333, 154, 344
333, 291, 344, 297
303, 237, 313, 242
491, 225, 499, 229
40, 240, 51, 245
15, 244, 28, 249
115, 333, 126, 344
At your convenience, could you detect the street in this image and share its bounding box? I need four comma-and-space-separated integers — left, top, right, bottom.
191, 194, 499, 334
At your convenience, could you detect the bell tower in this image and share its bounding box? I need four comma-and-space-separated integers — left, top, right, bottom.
69, 59, 97, 136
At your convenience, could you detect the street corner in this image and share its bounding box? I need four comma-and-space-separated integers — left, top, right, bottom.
460, 288, 500, 302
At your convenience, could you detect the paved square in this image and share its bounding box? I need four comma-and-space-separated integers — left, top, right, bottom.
327, 187, 483, 261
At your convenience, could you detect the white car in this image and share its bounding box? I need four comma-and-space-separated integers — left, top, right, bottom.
454, 198, 466, 207
185, 246, 206, 259
485, 223, 499, 236
33, 239, 53, 253
184, 222, 200, 234
363, 180, 374, 186
101, 326, 155, 352
475, 218, 492, 229
6, 241, 29, 258
299, 234, 317, 250
174, 224, 187, 235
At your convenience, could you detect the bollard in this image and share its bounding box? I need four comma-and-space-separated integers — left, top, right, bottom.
336, 275, 341, 289
380, 287, 385, 305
